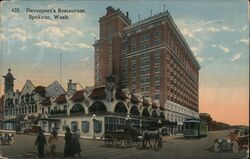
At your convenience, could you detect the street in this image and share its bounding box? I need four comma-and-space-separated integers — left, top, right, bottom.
0, 129, 248, 159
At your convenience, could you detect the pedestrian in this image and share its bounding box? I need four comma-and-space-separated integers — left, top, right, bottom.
64, 127, 72, 158
48, 129, 58, 157
72, 126, 81, 158
35, 128, 47, 159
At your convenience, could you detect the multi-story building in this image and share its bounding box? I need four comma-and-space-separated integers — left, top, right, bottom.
94, 6, 200, 131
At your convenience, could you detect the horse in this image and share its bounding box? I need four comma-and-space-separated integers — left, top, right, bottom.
142, 129, 162, 148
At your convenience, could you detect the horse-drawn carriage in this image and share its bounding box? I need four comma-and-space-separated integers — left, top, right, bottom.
101, 118, 163, 149
101, 127, 141, 147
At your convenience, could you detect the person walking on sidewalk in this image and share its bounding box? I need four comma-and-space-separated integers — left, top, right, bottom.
48, 129, 58, 157
64, 127, 72, 158
72, 126, 81, 158
35, 128, 47, 159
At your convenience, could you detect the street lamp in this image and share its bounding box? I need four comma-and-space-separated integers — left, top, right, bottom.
23, 115, 29, 130
125, 114, 131, 130
92, 114, 96, 140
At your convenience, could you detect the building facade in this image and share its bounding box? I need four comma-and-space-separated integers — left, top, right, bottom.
2, 70, 177, 137
94, 7, 200, 131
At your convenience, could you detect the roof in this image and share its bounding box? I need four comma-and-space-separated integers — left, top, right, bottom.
54, 94, 67, 104
40, 97, 51, 106
115, 90, 129, 100
33, 86, 46, 97
143, 99, 150, 107
2, 69, 15, 80
160, 105, 166, 111
33, 86, 46, 93
152, 102, 158, 109
88, 87, 106, 98
70, 90, 84, 101
131, 95, 141, 104
45, 81, 66, 98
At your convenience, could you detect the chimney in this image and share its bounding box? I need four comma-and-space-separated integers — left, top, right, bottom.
67, 79, 76, 94
126, 11, 129, 18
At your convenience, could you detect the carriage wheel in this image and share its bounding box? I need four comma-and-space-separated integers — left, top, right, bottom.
124, 135, 132, 147
114, 138, 123, 146
232, 141, 239, 153
103, 135, 113, 147
214, 142, 220, 152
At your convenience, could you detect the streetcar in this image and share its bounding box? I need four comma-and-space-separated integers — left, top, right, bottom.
183, 118, 208, 138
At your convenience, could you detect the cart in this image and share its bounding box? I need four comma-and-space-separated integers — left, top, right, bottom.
101, 128, 142, 147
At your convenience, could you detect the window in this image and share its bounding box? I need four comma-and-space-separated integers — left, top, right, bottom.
105, 117, 126, 131
140, 43, 149, 50
71, 121, 78, 130
154, 39, 161, 45
155, 84, 160, 90
94, 120, 102, 133
154, 30, 161, 37
140, 34, 150, 42
82, 121, 89, 133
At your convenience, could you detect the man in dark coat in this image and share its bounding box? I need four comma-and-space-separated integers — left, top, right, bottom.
35, 128, 47, 159
64, 127, 72, 158
72, 126, 81, 158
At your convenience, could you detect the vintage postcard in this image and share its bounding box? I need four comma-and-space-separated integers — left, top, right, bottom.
0, 0, 249, 159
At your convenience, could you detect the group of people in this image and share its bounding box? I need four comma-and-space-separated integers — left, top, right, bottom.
35, 126, 81, 158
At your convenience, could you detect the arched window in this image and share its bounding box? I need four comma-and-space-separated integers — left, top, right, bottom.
160, 112, 165, 120
142, 108, 150, 117
70, 104, 85, 114
130, 105, 140, 116
151, 111, 159, 118
114, 102, 127, 114
89, 101, 107, 114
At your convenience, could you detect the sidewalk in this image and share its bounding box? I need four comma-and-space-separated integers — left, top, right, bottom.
23, 151, 85, 159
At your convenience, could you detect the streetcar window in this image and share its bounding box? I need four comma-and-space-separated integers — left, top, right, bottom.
185, 123, 190, 129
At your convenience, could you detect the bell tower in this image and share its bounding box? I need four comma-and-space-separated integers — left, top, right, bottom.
2, 69, 15, 94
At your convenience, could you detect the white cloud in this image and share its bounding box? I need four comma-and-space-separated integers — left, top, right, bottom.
9, 27, 26, 34
211, 44, 229, 53
218, 45, 229, 53
207, 27, 220, 32
35, 40, 53, 48
8, 27, 31, 42
90, 33, 97, 37
10, 33, 29, 42
196, 57, 204, 63
230, 53, 241, 61
34, 19, 59, 25
190, 47, 198, 53
20, 45, 27, 50
239, 38, 249, 44
241, 26, 247, 32
63, 27, 84, 36
77, 43, 92, 49
181, 28, 193, 38
41, 26, 84, 38
81, 57, 90, 62
221, 26, 235, 32
0, 15, 6, 22
0, 34, 6, 41
207, 26, 235, 32
208, 57, 214, 61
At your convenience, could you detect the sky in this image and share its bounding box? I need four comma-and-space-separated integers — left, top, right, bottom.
0, 0, 249, 125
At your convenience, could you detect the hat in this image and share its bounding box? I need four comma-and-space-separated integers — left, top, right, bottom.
66, 126, 70, 132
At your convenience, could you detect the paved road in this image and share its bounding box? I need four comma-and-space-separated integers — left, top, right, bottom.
0, 129, 248, 159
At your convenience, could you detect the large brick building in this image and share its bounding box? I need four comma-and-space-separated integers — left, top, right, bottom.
94, 6, 200, 126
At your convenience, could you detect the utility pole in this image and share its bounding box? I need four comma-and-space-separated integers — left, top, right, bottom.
59, 53, 62, 85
